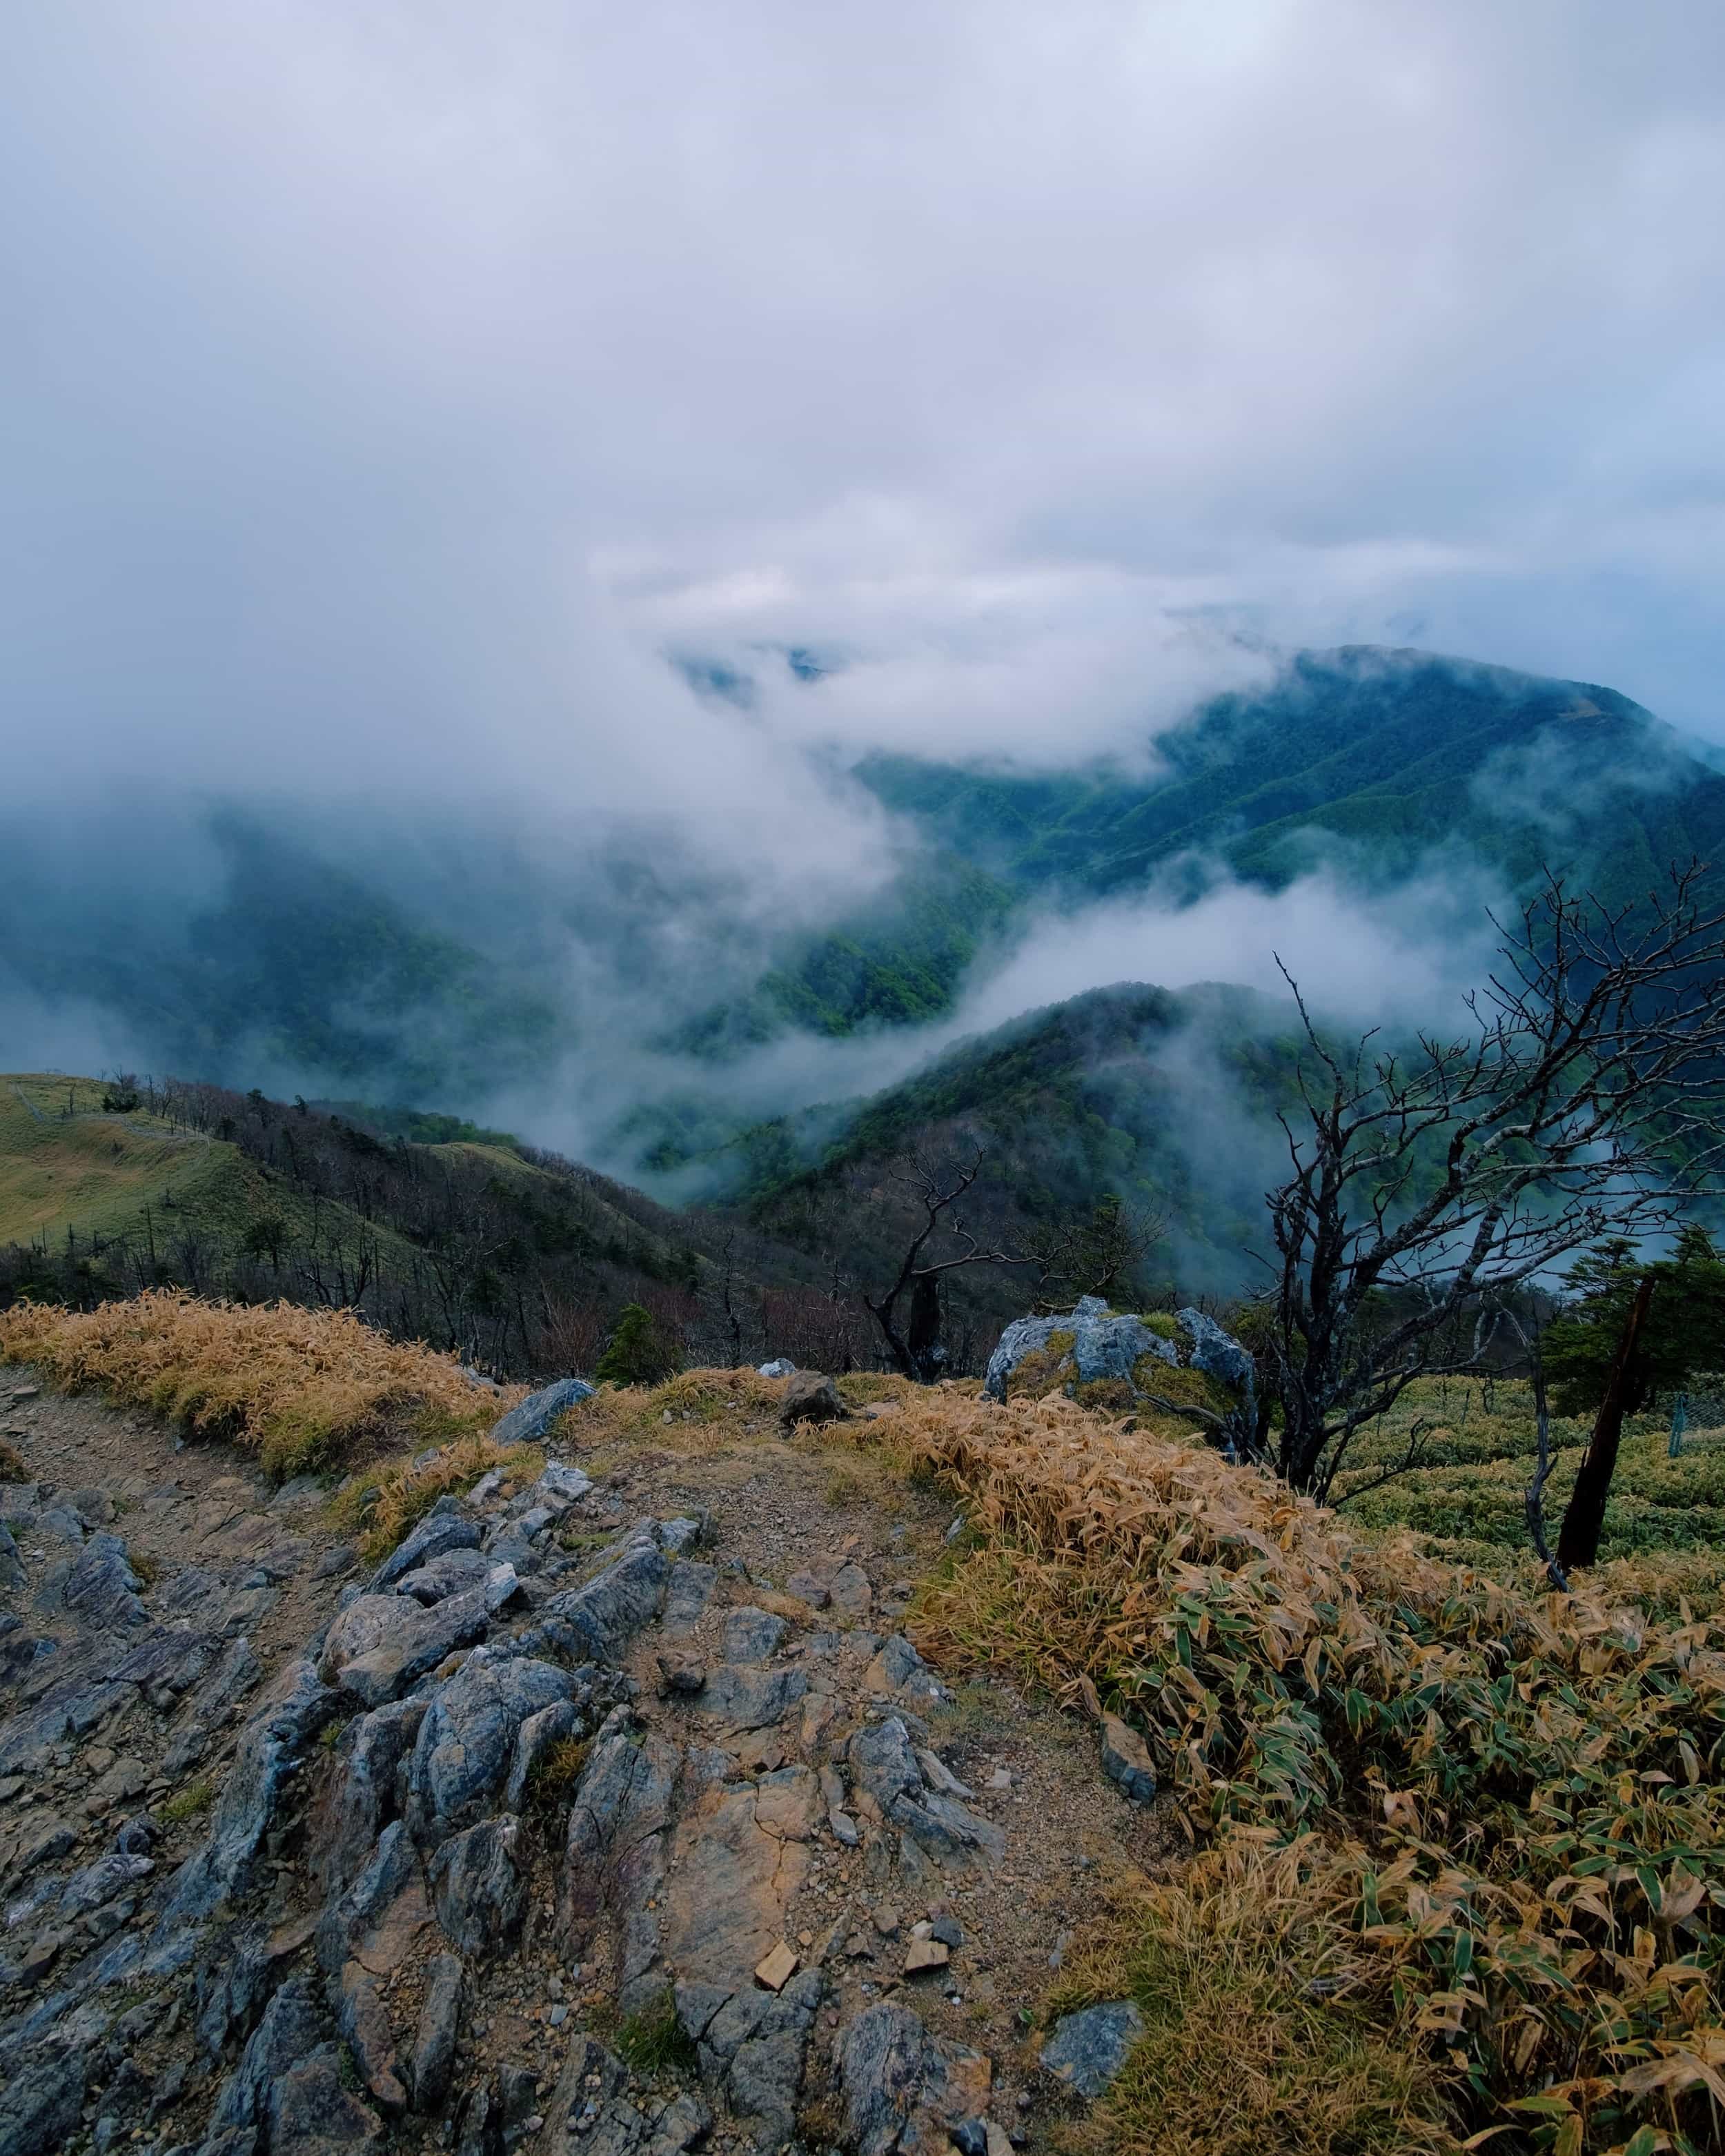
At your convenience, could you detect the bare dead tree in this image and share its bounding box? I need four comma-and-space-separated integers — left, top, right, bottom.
1019, 1193, 1163, 1313
863, 1149, 1025, 1381
1263, 867, 1725, 1498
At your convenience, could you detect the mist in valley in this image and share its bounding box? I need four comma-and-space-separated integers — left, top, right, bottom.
6, 1, 1725, 1268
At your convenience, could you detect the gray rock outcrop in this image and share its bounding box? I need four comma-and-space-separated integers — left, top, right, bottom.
985, 1294, 1255, 1441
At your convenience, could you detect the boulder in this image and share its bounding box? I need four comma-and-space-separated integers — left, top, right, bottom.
696, 1661, 807, 1730
411, 1952, 466, 2114
369, 1502, 482, 1592
489, 1377, 595, 1450
756, 1359, 796, 1378
533, 1460, 593, 1513
335, 1961, 409, 2113
393, 1548, 492, 1605
199, 1977, 329, 2148
1040, 2000, 1145, 2098
154, 1658, 336, 1937
406, 1652, 578, 1841
778, 1373, 849, 1430
319, 1586, 492, 1708
721, 1607, 786, 1665
838, 2002, 993, 2156
660, 1764, 819, 1997
677, 1966, 822, 2146
315, 1821, 428, 1982
539, 1529, 669, 1663
662, 1561, 717, 1634
0, 2053, 87, 2156
308, 1697, 428, 1895
537, 2036, 709, 2156
271, 2045, 385, 2150
502, 1696, 584, 1812
985, 1296, 1254, 1437
560, 1710, 678, 1988
849, 1717, 1003, 1871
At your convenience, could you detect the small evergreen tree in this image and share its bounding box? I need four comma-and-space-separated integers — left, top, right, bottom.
1542, 1227, 1725, 1417
594, 1302, 678, 1387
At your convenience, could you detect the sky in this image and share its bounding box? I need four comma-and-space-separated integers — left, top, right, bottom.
3, 3, 1724, 1129
5, 1, 1724, 801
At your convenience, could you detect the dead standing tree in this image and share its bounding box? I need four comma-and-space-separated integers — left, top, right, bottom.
863, 1150, 1023, 1381
1263, 867, 1725, 1507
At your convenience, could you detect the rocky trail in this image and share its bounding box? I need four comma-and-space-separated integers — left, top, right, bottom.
0, 1371, 1174, 2156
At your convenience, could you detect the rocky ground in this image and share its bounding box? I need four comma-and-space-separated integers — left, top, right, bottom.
0, 1370, 1176, 2156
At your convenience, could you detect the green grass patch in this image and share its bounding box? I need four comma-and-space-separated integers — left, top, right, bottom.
615, 1990, 698, 2077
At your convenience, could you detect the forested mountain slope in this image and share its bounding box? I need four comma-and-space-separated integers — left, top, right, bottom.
854, 644, 1725, 905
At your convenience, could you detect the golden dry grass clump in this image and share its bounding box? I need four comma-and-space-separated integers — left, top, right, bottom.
555, 1363, 791, 1450
1051, 1834, 1456, 2156
0, 1290, 518, 1478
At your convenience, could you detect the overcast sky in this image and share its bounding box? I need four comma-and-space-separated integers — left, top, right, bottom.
4, 0, 1724, 842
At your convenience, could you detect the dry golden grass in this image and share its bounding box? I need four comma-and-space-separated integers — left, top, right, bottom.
554, 1365, 787, 1452
827, 1387, 1725, 2156
525, 1735, 591, 1808
0, 1291, 518, 1478
1053, 1835, 1459, 2156
0, 1437, 24, 1483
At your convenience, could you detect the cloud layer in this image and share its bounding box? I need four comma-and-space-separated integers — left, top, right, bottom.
4, 0, 1724, 813
4, 3, 1723, 1134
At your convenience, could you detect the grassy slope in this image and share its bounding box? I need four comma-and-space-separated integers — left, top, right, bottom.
0, 1072, 420, 1276
0, 1075, 233, 1247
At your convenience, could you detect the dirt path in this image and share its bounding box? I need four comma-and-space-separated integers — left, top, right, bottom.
0, 1374, 1177, 2156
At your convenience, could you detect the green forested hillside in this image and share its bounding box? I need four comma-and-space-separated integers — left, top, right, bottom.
0, 1074, 746, 1374
678, 646, 1725, 1055
700, 981, 1305, 1303
856, 645, 1725, 905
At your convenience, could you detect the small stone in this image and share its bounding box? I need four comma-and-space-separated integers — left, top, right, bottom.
987, 1768, 1012, 1791
755, 1941, 799, 1991
952, 2122, 987, 2156
871, 1905, 901, 1937
930, 1915, 964, 1949
829, 1810, 860, 1847
903, 1937, 949, 1975
786, 1570, 831, 1609
1099, 1714, 1156, 1806
549, 2004, 568, 2026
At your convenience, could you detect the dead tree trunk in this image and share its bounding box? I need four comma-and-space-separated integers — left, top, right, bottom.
1555, 1274, 1655, 1573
